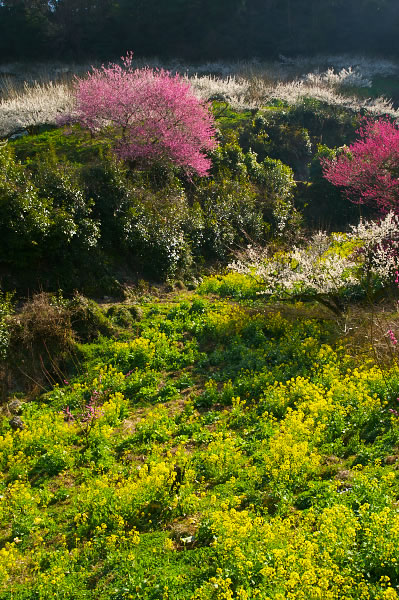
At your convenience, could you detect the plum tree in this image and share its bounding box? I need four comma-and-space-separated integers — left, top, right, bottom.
322, 117, 399, 214
67, 53, 217, 177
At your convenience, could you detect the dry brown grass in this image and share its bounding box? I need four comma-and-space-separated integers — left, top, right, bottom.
0, 292, 120, 400
337, 300, 399, 368
5, 293, 76, 397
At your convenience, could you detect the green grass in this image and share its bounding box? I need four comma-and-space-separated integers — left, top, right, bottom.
10, 126, 109, 164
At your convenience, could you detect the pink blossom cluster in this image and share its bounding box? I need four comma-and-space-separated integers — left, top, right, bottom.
322, 117, 399, 214
389, 399, 399, 417
67, 53, 217, 176
62, 389, 104, 434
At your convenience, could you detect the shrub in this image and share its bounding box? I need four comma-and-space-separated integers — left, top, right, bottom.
83, 156, 192, 278
0, 291, 13, 362
106, 305, 139, 328
302, 144, 364, 230
68, 294, 115, 342
81, 153, 133, 250
194, 177, 266, 260
33, 158, 100, 258
3, 293, 116, 396
209, 141, 298, 237
248, 110, 312, 178
287, 98, 358, 149
244, 152, 298, 233
0, 143, 103, 290
0, 143, 51, 267
121, 182, 193, 278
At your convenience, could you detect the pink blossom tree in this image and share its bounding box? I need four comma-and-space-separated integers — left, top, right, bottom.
66, 53, 217, 176
322, 117, 399, 214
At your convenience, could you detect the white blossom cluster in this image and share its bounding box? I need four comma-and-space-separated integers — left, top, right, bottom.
303, 67, 372, 89
1, 55, 399, 138
190, 75, 398, 116
230, 233, 357, 298
263, 80, 399, 119
3, 75, 396, 140
230, 212, 399, 301
278, 54, 399, 79
188, 74, 252, 104
349, 211, 399, 281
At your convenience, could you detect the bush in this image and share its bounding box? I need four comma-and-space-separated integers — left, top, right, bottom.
194, 177, 266, 260
247, 110, 312, 178
287, 98, 358, 149
83, 156, 193, 278
209, 141, 298, 236
106, 305, 142, 328
244, 152, 298, 233
3, 293, 117, 396
0, 291, 13, 362
301, 144, 364, 230
68, 294, 115, 342
33, 158, 100, 258
121, 182, 193, 278
0, 142, 104, 291
0, 143, 51, 268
